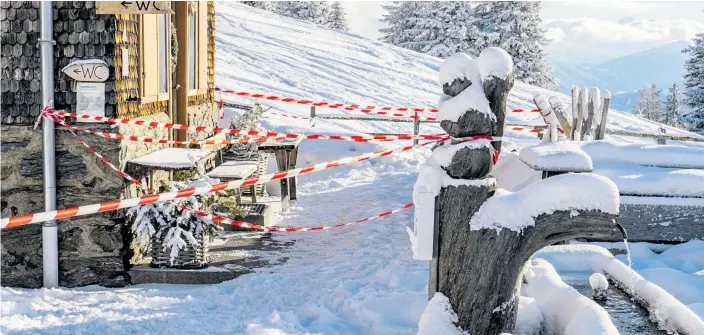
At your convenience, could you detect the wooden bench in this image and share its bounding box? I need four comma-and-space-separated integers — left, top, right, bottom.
207, 161, 259, 203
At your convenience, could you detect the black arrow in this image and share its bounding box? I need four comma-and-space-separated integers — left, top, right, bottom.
121, 1, 132, 8
73, 68, 81, 75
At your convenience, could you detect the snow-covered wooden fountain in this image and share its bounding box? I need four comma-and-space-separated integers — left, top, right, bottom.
408, 48, 625, 335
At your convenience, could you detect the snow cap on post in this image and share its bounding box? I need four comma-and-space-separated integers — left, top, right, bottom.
477, 47, 514, 81
438, 52, 481, 86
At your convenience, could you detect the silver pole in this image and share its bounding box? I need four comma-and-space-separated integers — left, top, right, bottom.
40, 1, 58, 288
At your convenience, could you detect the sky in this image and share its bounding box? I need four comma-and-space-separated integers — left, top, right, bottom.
341, 1, 704, 65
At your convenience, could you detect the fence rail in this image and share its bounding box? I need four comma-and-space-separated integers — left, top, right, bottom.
222, 102, 704, 144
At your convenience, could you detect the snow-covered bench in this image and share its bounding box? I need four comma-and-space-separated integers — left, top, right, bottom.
519, 140, 704, 243
207, 161, 259, 203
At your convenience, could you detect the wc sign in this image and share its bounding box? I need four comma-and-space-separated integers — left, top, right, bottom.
62, 60, 110, 83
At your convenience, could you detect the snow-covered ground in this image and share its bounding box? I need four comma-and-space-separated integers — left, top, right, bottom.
2, 3, 702, 334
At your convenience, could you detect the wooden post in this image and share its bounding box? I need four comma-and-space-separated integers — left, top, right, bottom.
175, 2, 189, 144
274, 149, 290, 211
413, 111, 421, 146
427, 53, 621, 335
574, 89, 584, 141
571, 87, 580, 140
579, 87, 590, 140
548, 96, 572, 138
582, 88, 597, 140
596, 90, 611, 140
658, 127, 667, 145
309, 106, 316, 127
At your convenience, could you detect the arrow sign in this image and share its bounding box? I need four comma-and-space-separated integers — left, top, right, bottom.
62, 60, 110, 83
96, 1, 174, 15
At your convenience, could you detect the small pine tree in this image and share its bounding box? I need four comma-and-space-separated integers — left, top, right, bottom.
682, 34, 704, 134
632, 84, 662, 121
663, 82, 685, 128
474, 1, 557, 89
327, 2, 348, 31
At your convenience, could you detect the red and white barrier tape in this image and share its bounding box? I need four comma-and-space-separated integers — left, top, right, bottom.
216, 88, 542, 115
4, 133, 503, 228
265, 111, 310, 120
52, 118, 403, 145
54, 115, 415, 232
44, 111, 447, 142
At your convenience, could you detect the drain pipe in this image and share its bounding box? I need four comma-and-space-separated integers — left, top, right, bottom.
39, 1, 58, 288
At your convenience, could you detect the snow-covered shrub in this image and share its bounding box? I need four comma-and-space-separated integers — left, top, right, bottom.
127, 175, 222, 265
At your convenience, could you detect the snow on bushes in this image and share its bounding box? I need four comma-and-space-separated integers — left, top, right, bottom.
127, 175, 222, 265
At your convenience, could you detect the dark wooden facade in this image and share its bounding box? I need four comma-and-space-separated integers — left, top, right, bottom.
1, 1, 216, 123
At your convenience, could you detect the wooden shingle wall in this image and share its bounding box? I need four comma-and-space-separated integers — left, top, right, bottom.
1, 1, 43, 124
1, 1, 118, 125
53, 1, 117, 120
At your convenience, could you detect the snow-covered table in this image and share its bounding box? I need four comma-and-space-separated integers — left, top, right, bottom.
127, 148, 218, 190
519, 141, 593, 179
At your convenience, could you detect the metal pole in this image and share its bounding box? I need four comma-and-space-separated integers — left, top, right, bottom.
40, 1, 58, 288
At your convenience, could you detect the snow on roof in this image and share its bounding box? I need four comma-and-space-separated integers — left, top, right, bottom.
581, 140, 704, 169
519, 141, 593, 172
129, 148, 213, 170
469, 173, 619, 233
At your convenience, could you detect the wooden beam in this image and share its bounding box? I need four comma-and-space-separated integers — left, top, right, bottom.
174, 2, 189, 143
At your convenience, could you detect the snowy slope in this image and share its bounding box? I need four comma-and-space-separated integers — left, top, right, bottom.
2, 4, 702, 335
214, 3, 695, 139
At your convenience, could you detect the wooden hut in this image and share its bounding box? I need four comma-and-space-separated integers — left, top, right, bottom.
0, 1, 218, 288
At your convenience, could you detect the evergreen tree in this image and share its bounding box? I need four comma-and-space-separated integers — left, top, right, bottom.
241, 1, 273, 11
405, 2, 483, 58
474, 1, 556, 89
379, 1, 428, 51
632, 84, 662, 121
327, 2, 348, 31
662, 82, 685, 128
682, 34, 704, 134
275, 2, 329, 25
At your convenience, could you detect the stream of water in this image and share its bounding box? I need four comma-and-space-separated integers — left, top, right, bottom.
560, 272, 666, 335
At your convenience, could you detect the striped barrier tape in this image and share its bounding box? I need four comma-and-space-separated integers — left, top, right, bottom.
50, 117, 402, 145
215, 88, 542, 115
43, 111, 447, 142
54, 115, 415, 233
3, 133, 507, 228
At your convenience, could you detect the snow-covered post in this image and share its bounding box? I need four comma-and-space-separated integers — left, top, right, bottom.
596, 90, 611, 140
413, 50, 622, 335
571, 87, 580, 140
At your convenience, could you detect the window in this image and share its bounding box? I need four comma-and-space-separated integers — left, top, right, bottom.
188, 13, 196, 91
187, 1, 209, 96
158, 15, 168, 94
140, 14, 170, 103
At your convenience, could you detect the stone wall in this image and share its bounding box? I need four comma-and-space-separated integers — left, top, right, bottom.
1, 113, 172, 288
1, 122, 127, 287
187, 102, 217, 141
